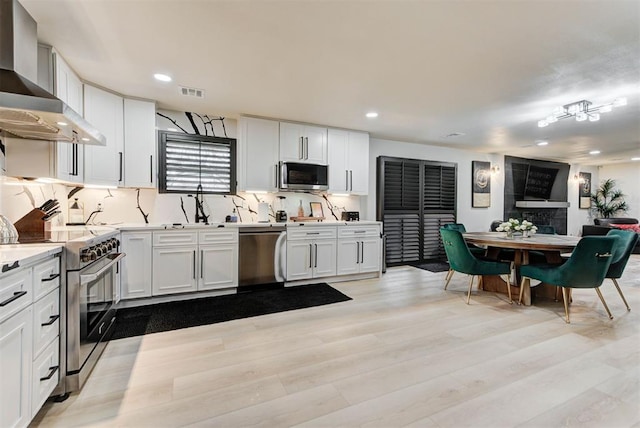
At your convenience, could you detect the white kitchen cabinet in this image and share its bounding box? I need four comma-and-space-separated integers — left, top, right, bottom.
84, 84, 124, 186
152, 246, 198, 296
54, 52, 84, 184
327, 129, 369, 195
198, 229, 238, 291
0, 306, 33, 428
31, 337, 59, 418
279, 122, 327, 165
286, 226, 337, 281
336, 225, 381, 275
120, 232, 153, 300
123, 98, 156, 188
237, 117, 280, 192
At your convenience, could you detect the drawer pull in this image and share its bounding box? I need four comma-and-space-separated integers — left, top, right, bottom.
42, 273, 60, 282
354, 230, 366, 234
41, 314, 60, 327
0, 291, 27, 307
306, 232, 320, 235
1, 261, 19, 273
40, 366, 59, 381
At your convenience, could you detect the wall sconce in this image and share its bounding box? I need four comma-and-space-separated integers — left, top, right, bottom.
573, 174, 586, 183
491, 165, 500, 175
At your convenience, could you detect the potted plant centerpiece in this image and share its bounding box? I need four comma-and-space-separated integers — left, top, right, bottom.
496, 218, 537, 238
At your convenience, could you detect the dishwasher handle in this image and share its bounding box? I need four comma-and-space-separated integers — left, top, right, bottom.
273, 231, 287, 282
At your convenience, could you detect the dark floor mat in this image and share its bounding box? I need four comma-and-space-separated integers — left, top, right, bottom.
111, 283, 352, 340
412, 261, 451, 273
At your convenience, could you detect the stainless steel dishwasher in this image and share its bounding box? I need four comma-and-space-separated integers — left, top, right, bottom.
238, 225, 287, 289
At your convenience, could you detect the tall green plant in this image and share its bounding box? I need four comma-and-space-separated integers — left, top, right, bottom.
590, 178, 628, 218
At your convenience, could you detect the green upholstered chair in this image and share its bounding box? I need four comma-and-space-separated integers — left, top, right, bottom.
605, 229, 639, 311
442, 223, 486, 255
519, 236, 617, 323
440, 228, 512, 304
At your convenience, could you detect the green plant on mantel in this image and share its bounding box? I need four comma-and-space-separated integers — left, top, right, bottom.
590, 178, 628, 218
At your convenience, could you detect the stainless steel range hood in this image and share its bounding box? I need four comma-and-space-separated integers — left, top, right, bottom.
0, 0, 105, 145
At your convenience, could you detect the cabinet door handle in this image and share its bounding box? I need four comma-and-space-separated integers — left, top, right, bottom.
345, 170, 349, 190
2, 261, 19, 273
361, 241, 364, 263
309, 244, 313, 268
40, 366, 59, 381
200, 250, 204, 278
350, 170, 353, 191
305, 137, 309, 160
356, 241, 360, 264
0, 291, 27, 307
314, 243, 318, 268
41, 314, 60, 327
275, 163, 279, 189
150, 155, 153, 183
193, 250, 196, 279
71, 143, 76, 176
42, 273, 60, 282
119, 152, 123, 182
299, 137, 304, 159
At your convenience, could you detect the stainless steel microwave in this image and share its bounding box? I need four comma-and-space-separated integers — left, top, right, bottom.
279, 161, 328, 191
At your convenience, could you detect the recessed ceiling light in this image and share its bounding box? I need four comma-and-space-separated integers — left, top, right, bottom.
81, 137, 90, 141
167, 128, 179, 132
56, 121, 67, 126
589, 150, 601, 155
631, 157, 640, 161
365, 112, 378, 118
536, 140, 548, 146
154, 73, 172, 82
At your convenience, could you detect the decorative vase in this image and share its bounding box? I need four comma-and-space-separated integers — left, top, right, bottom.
505, 230, 514, 239
0, 214, 19, 244
522, 230, 529, 238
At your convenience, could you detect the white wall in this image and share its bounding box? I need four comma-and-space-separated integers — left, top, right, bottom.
597, 162, 640, 219
364, 138, 504, 232
567, 164, 600, 236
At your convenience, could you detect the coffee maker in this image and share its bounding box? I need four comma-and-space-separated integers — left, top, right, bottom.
275, 196, 288, 222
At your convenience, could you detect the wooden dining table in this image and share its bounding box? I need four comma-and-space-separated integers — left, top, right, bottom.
463, 232, 581, 305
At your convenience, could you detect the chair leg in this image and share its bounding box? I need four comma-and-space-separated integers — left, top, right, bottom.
518, 276, 527, 305
503, 274, 512, 304
467, 275, 474, 304
561, 287, 570, 324
611, 279, 631, 311
595, 287, 614, 320
444, 270, 454, 290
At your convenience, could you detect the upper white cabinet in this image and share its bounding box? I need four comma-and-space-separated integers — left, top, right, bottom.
328, 129, 369, 195
83, 85, 124, 187
279, 122, 327, 165
123, 99, 156, 188
238, 117, 280, 192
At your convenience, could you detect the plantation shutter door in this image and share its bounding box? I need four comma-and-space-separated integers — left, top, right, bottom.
423, 164, 457, 259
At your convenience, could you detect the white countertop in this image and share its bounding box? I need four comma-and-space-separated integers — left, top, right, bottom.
0, 244, 63, 273
114, 220, 381, 231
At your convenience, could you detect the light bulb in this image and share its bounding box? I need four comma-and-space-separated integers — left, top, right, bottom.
613, 97, 627, 107
588, 113, 600, 122
576, 112, 588, 121
599, 105, 613, 113
538, 120, 549, 128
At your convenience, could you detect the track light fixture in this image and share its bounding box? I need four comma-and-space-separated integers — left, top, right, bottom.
538, 98, 627, 127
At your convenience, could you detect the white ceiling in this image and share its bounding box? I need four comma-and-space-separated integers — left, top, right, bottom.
21, 0, 640, 166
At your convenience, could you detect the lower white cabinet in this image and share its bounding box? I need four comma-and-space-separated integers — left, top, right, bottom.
286, 226, 337, 281
199, 245, 238, 290
120, 232, 153, 299
0, 251, 61, 428
152, 246, 198, 296
0, 306, 33, 428
336, 225, 382, 275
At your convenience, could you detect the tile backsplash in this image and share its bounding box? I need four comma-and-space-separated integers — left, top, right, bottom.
0, 180, 360, 226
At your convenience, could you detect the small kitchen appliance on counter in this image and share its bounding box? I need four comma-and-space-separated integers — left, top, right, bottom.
275, 196, 287, 223
257, 202, 269, 223
341, 211, 360, 221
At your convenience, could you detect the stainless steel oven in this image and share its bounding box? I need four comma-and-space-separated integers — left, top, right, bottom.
65, 231, 124, 392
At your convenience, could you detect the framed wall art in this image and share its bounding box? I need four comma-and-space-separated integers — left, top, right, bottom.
310, 202, 324, 218
578, 172, 592, 209
472, 161, 491, 208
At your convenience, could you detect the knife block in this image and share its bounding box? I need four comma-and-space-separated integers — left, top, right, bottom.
14, 209, 52, 242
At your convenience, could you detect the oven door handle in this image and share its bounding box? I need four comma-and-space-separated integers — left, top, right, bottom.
80, 253, 126, 284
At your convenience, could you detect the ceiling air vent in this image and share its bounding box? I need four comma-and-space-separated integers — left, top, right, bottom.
442, 132, 466, 138
179, 86, 205, 98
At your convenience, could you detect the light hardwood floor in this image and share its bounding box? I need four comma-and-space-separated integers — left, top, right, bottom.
33, 256, 640, 427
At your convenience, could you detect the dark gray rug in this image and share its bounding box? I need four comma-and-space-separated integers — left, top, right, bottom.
111, 283, 351, 340
412, 261, 450, 273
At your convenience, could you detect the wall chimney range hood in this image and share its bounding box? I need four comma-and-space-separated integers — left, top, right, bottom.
515, 201, 570, 208
0, 0, 105, 145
